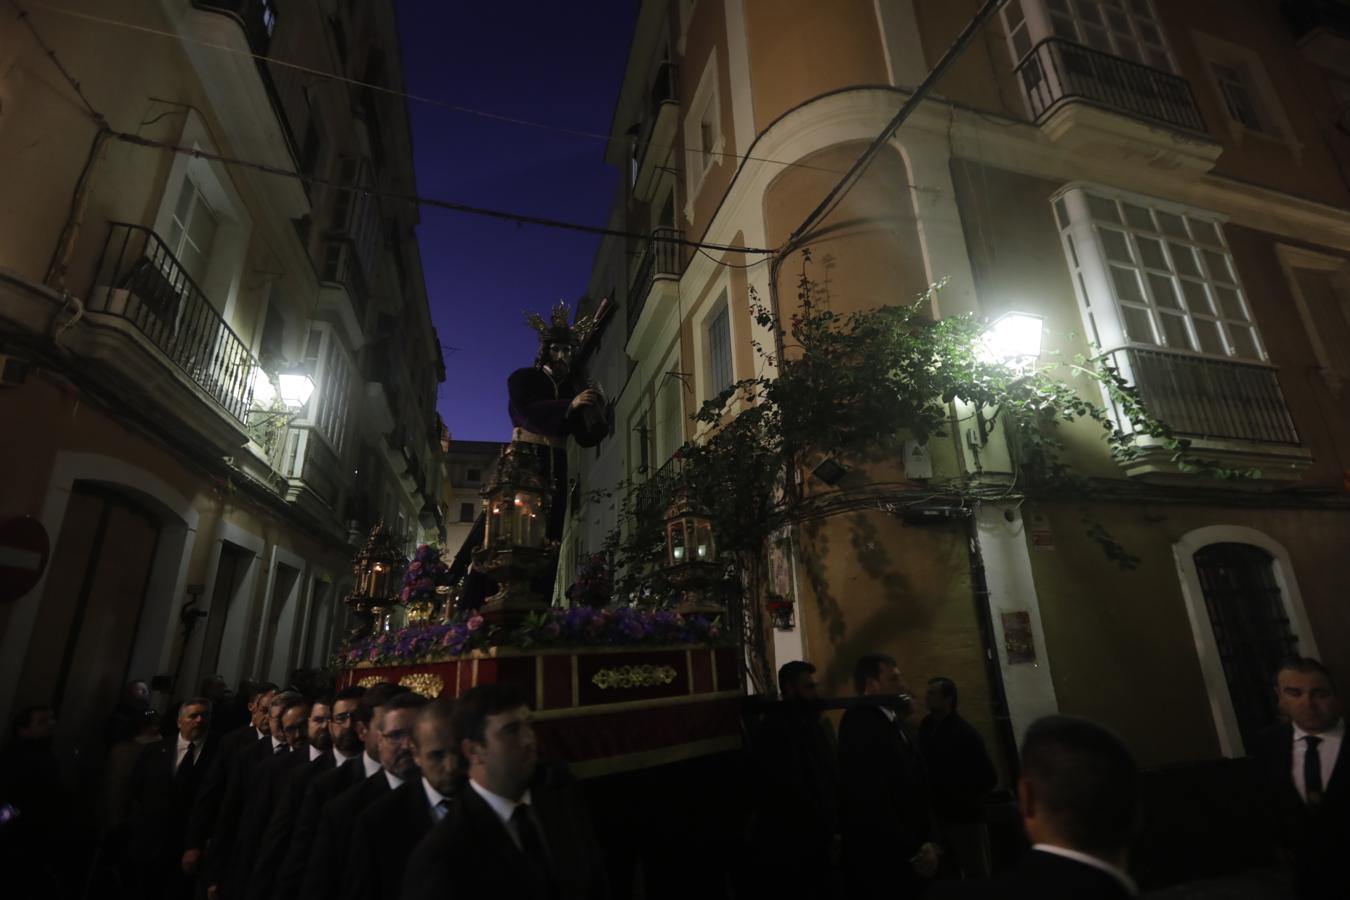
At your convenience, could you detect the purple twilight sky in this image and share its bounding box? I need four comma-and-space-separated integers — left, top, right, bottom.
396, 1, 640, 442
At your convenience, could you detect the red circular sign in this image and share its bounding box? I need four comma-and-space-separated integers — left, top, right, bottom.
0, 516, 50, 602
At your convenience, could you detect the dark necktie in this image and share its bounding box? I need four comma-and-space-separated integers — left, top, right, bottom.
275, 742, 287, 755
511, 804, 553, 880
177, 742, 196, 781
1304, 735, 1323, 808
434, 798, 450, 822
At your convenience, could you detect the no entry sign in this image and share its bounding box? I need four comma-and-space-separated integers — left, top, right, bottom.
0, 516, 50, 602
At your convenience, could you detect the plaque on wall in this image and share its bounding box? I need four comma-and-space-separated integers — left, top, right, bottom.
1002, 610, 1036, 665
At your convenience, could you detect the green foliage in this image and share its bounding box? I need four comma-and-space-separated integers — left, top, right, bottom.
602, 252, 1252, 604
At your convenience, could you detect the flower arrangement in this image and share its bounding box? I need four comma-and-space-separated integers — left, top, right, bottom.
336, 604, 726, 668
401, 543, 451, 606
566, 553, 613, 608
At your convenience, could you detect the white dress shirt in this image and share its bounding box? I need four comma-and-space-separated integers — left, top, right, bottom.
362, 753, 382, 779
270, 736, 286, 753
1033, 845, 1137, 895
308, 745, 324, 763
255, 727, 266, 741
423, 778, 451, 822
174, 735, 199, 774
334, 748, 357, 766
1292, 719, 1344, 803
468, 778, 534, 850
383, 769, 405, 791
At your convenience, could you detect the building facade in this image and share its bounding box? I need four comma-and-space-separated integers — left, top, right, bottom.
566, 0, 1350, 774
0, 0, 445, 747
443, 439, 502, 559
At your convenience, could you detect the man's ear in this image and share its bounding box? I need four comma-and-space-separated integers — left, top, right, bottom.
1017, 775, 1036, 820
460, 737, 479, 766
354, 720, 369, 742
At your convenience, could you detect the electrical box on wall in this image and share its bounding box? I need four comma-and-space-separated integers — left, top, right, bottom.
902, 439, 932, 480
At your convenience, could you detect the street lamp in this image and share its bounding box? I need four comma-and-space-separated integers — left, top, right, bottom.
472, 442, 555, 622
980, 312, 1044, 369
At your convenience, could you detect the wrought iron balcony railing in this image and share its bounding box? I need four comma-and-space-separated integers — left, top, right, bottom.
1109, 347, 1300, 445
89, 222, 258, 424
1015, 37, 1206, 134
627, 227, 683, 336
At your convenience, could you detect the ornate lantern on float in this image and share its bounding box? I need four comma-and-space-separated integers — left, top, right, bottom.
344, 521, 406, 637
471, 442, 555, 623
663, 486, 723, 614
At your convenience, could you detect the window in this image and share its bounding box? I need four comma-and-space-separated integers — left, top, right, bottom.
261, 0, 278, 38
1053, 186, 1264, 360
458, 502, 475, 523
259, 297, 286, 368
465, 467, 481, 484
1211, 62, 1266, 133
705, 293, 734, 397
1194, 34, 1301, 152
300, 325, 354, 454
1054, 186, 1300, 446
167, 173, 220, 287
682, 54, 721, 210
1003, 0, 1173, 71
1192, 543, 1299, 751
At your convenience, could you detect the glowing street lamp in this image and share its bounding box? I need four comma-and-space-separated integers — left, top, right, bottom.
980, 312, 1044, 369
278, 370, 316, 408
472, 442, 555, 622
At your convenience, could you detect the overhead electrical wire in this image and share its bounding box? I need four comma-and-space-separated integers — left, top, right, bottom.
22, 0, 875, 181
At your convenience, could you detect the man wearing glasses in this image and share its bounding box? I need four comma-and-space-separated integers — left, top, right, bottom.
300, 689, 427, 900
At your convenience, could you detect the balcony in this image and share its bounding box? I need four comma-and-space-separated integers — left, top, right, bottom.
631, 61, 679, 202
1107, 347, 1311, 480
184, 1, 308, 218
1281, 0, 1350, 77
1017, 38, 1205, 133
626, 227, 683, 338
1015, 38, 1220, 172
273, 424, 345, 520
87, 222, 257, 447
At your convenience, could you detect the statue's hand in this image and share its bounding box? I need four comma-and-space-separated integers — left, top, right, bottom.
569, 388, 602, 411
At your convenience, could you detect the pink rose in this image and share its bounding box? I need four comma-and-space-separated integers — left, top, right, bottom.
467, 615, 484, 632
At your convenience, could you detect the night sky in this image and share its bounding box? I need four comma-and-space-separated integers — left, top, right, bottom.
396, 2, 640, 441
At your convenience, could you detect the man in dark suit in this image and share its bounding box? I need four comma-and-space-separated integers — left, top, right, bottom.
301, 689, 425, 900
182, 681, 277, 878
1254, 657, 1347, 900
839, 653, 939, 898
932, 715, 1140, 900
226, 693, 314, 893
749, 660, 839, 897
401, 683, 607, 900
246, 693, 345, 900
277, 684, 400, 900
127, 697, 218, 900
343, 696, 455, 900
206, 688, 292, 897
919, 676, 999, 879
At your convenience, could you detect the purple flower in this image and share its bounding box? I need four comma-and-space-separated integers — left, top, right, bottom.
467, 615, 484, 632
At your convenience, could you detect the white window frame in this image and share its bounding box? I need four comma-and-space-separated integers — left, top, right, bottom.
682, 52, 723, 219
292, 322, 355, 457
151, 110, 251, 327
1001, 0, 1176, 71
1192, 31, 1303, 157
1276, 244, 1350, 396
1172, 526, 1318, 758
655, 349, 686, 466
1052, 183, 1267, 363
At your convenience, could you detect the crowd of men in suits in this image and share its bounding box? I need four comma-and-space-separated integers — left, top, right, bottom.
0, 652, 1343, 899
2, 678, 604, 900
752, 653, 1346, 899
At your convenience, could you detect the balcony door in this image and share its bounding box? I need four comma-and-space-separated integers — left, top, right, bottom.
166, 172, 221, 289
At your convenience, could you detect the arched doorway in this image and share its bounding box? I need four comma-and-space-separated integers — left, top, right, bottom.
1191, 542, 1300, 751
15, 485, 161, 755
